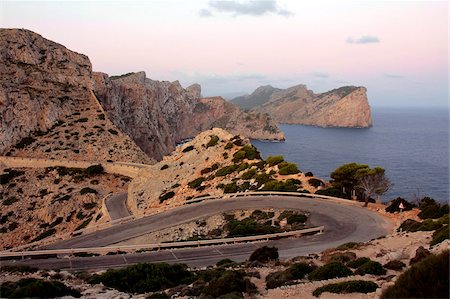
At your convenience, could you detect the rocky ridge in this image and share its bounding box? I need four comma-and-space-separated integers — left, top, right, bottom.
93, 72, 285, 161
233, 84, 372, 128
0, 29, 151, 163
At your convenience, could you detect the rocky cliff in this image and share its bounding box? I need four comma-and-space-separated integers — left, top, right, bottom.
0, 29, 152, 163
93, 72, 285, 160
233, 84, 372, 128
1, 29, 283, 162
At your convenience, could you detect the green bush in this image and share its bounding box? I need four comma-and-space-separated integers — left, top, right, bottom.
223, 182, 238, 194
346, 257, 371, 269
31, 228, 56, 242
430, 225, 449, 246
289, 262, 316, 279
182, 145, 194, 152
385, 197, 415, 213
216, 165, 238, 177
80, 187, 97, 195
202, 270, 254, 298
224, 142, 234, 150
305, 171, 314, 177
398, 218, 442, 232
14, 136, 36, 149
249, 246, 279, 263
381, 250, 449, 299
86, 164, 104, 175
313, 280, 378, 297
108, 129, 118, 135
88, 263, 194, 293
160, 164, 169, 170
355, 260, 386, 275
227, 219, 276, 237
383, 260, 406, 271
159, 191, 175, 203
188, 177, 204, 189
206, 135, 220, 148
308, 178, 324, 187
328, 251, 357, 264
308, 262, 352, 281
236, 163, 250, 172
1, 170, 25, 185
0, 278, 81, 298
417, 197, 449, 219
266, 155, 284, 166
265, 270, 293, 289
287, 213, 307, 225
3, 197, 19, 206
241, 169, 257, 180
201, 163, 220, 175
255, 173, 271, 186
216, 259, 236, 267
278, 163, 300, 175
232, 150, 246, 163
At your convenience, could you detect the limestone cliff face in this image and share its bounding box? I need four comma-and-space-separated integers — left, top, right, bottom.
93, 72, 284, 161
0, 29, 151, 163
233, 85, 373, 128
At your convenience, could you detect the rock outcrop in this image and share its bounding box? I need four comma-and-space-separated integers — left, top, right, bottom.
0, 29, 152, 163
93, 72, 285, 160
232, 85, 372, 128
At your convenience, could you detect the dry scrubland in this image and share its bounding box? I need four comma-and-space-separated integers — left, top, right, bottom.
128, 128, 324, 215
0, 165, 129, 249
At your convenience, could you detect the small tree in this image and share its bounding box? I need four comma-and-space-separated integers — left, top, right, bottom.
356, 167, 391, 206
330, 163, 370, 198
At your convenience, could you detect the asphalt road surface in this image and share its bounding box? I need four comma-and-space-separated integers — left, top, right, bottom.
105, 192, 130, 220
6, 196, 392, 270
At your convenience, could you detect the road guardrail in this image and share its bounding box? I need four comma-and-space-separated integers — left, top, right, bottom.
0, 226, 324, 259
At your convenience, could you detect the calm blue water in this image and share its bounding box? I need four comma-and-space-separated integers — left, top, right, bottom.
252, 107, 449, 203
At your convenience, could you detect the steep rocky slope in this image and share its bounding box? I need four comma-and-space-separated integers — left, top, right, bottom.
128, 128, 323, 215
0, 29, 151, 163
0, 166, 129, 250
233, 84, 372, 128
93, 72, 285, 161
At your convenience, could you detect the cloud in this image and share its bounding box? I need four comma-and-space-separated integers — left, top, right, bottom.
198, 8, 213, 17
346, 35, 380, 44
384, 73, 404, 78
201, 0, 294, 17
312, 71, 329, 78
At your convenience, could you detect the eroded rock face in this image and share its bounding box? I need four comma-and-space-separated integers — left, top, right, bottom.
233, 85, 373, 128
0, 29, 151, 163
93, 73, 284, 161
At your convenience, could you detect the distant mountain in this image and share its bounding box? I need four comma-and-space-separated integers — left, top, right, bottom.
231, 85, 281, 110
232, 84, 372, 128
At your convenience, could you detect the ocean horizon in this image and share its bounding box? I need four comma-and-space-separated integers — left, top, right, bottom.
252, 106, 449, 203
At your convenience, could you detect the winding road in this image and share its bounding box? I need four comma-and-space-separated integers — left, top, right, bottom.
105, 192, 130, 220
4, 195, 393, 270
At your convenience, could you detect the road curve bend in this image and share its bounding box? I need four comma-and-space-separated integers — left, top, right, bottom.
47, 196, 392, 250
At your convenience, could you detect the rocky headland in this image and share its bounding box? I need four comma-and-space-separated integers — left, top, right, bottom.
232, 84, 373, 128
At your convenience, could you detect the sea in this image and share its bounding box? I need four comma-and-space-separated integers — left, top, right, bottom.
252, 107, 449, 203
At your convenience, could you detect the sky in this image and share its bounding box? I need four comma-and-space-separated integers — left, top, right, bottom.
1, 0, 448, 107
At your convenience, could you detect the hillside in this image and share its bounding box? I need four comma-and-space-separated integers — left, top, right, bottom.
93, 72, 285, 161
0, 29, 152, 163
232, 84, 372, 128
0, 29, 284, 162
128, 128, 323, 215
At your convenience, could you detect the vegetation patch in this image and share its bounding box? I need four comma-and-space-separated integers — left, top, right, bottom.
206, 135, 220, 148
385, 197, 415, 213
383, 260, 406, 271
313, 280, 378, 297
430, 225, 449, 246
215, 164, 239, 177
89, 263, 194, 293
182, 145, 194, 152
188, 177, 205, 189
278, 162, 300, 175
159, 191, 175, 203
355, 260, 386, 276
266, 155, 284, 166
308, 262, 352, 281
80, 187, 97, 195
0, 278, 81, 298
249, 246, 279, 263
381, 250, 449, 299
